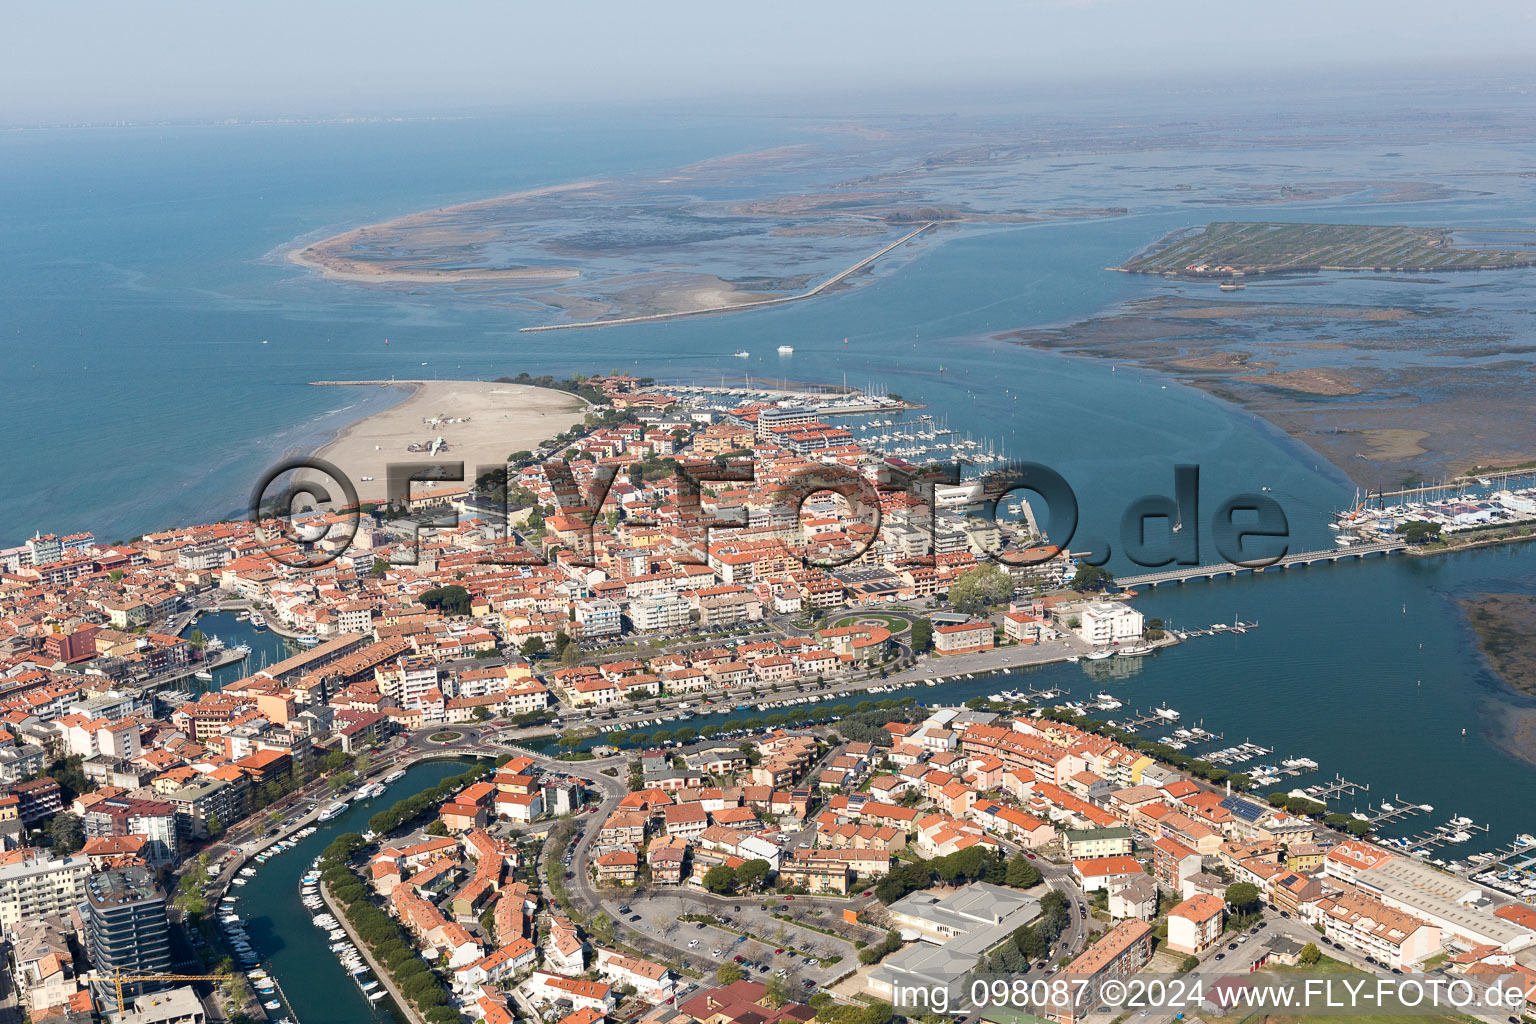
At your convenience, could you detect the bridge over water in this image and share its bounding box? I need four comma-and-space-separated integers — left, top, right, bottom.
1113, 540, 1406, 589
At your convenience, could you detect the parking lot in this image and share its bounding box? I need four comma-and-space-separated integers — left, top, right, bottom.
623, 892, 857, 991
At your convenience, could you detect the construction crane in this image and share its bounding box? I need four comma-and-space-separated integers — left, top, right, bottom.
92, 969, 231, 1017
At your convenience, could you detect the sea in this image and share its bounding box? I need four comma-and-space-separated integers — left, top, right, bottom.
5, 99, 1536, 848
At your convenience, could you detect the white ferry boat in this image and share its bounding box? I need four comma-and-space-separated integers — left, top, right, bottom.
317, 801, 348, 822
778, 345, 794, 354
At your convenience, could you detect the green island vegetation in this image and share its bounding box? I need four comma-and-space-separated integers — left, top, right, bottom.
319, 832, 460, 1024
365, 762, 491, 836
1120, 222, 1536, 278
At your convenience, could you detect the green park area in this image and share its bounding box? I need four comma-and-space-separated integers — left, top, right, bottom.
831, 613, 910, 633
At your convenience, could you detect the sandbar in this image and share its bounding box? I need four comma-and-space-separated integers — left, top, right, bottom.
308, 380, 588, 501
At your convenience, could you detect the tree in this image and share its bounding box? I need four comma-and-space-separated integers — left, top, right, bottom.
948, 564, 1014, 616
418, 584, 472, 616
188, 629, 207, 649
736, 859, 771, 889
1298, 942, 1322, 965
1399, 520, 1442, 545
703, 865, 737, 894
47, 812, 84, 853
716, 962, 743, 984
1071, 564, 1115, 591
1005, 854, 1042, 889
1015, 923, 1047, 961
1179, 954, 1199, 973
561, 641, 583, 667
554, 631, 571, 655
910, 618, 933, 654
1225, 882, 1260, 913
521, 636, 546, 658
425, 820, 449, 836
370, 558, 390, 577
764, 973, 792, 1007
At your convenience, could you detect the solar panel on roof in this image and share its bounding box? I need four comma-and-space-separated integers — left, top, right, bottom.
1220, 795, 1266, 821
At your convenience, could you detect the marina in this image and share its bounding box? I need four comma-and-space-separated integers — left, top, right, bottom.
228, 759, 479, 1024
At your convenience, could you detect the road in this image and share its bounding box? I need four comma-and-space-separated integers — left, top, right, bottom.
1128, 916, 1521, 1024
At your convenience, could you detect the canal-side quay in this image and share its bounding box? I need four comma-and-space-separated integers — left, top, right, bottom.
321, 878, 423, 1024
207, 758, 480, 1024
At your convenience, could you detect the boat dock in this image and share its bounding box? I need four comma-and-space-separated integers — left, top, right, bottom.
1398, 818, 1491, 853
1468, 839, 1536, 871
139, 647, 251, 691
1110, 707, 1183, 732
1305, 774, 1369, 801
1361, 798, 1428, 828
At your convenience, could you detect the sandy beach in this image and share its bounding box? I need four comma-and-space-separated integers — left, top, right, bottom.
308, 380, 588, 501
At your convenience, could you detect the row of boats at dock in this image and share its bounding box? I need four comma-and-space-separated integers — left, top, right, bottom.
306, 858, 389, 1003
317, 770, 406, 820
982, 672, 1534, 905
192, 635, 252, 680
217, 894, 294, 1024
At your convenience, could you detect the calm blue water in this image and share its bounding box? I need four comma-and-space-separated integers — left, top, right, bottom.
230, 758, 481, 1024
3, 110, 1533, 843
180, 611, 298, 691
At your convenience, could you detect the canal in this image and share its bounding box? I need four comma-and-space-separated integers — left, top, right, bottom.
550, 544, 1536, 857
179, 611, 295, 693
226, 757, 482, 1024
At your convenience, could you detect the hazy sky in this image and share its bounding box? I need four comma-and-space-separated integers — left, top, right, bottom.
4, 0, 1534, 123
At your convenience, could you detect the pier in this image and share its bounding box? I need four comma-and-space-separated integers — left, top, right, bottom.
1361, 798, 1428, 828
1114, 540, 1406, 590
1478, 844, 1536, 870
1306, 774, 1369, 801
1110, 708, 1182, 732
137, 648, 251, 692
518, 222, 937, 332
1399, 819, 1491, 853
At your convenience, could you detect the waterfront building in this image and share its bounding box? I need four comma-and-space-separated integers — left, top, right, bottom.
1077, 602, 1144, 646
121, 986, 205, 1024
1354, 857, 1534, 953
933, 620, 994, 655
